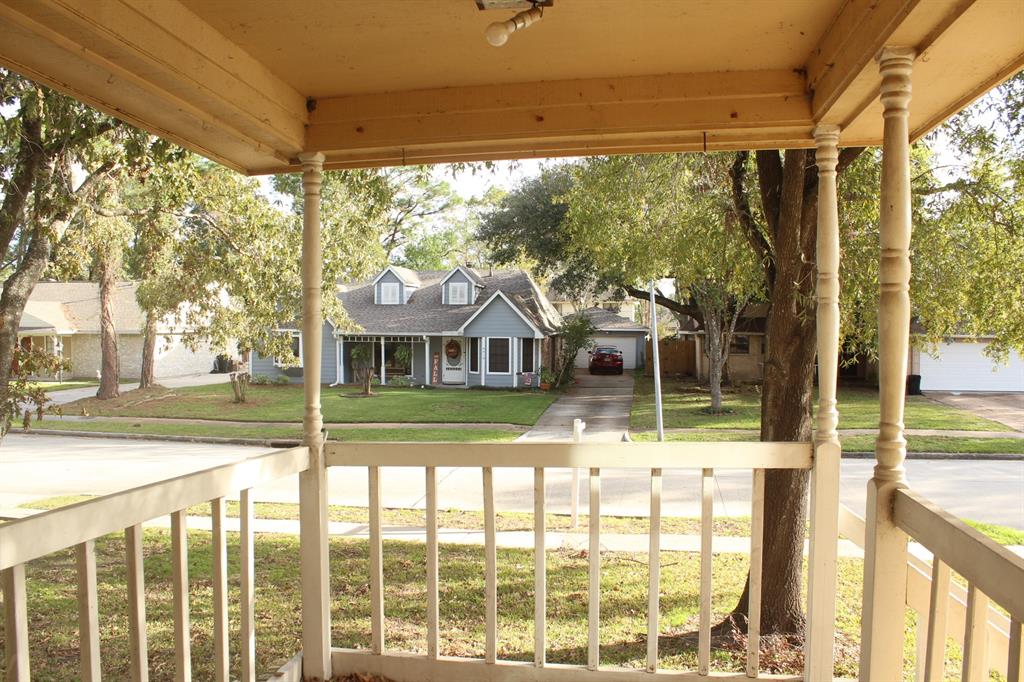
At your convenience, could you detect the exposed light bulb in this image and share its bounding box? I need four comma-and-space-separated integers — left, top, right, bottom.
484, 6, 543, 47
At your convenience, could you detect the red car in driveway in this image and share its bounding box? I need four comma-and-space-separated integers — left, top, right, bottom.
588, 346, 624, 374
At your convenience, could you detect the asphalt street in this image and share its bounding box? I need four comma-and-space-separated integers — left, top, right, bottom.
2, 433, 1021, 528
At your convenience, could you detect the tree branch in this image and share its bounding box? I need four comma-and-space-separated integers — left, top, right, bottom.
730, 151, 775, 290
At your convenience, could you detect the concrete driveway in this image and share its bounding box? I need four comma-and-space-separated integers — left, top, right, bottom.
926, 392, 1024, 431
46, 372, 231, 406
519, 371, 634, 442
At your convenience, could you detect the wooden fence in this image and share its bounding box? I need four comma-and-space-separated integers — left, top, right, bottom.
645, 337, 696, 377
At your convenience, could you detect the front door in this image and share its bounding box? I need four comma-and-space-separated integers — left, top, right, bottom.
441, 336, 466, 384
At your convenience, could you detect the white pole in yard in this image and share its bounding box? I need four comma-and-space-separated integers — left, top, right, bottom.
570, 418, 585, 527
650, 282, 665, 442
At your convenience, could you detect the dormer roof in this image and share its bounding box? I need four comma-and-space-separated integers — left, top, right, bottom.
440, 265, 485, 288
371, 265, 421, 288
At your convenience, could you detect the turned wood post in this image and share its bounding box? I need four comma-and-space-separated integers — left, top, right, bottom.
859, 46, 915, 682
298, 151, 332, 680
805, 124, 842, 682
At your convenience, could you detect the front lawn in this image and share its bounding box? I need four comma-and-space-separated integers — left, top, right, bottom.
630, 377, 1011, 432
31, 418, 522, 443
56, 383, 558, 426
12, 527, 987, 682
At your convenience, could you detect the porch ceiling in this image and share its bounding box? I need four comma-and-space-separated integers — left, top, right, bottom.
0, 0, 1021, 174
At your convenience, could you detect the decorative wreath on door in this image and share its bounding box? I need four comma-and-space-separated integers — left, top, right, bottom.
445, 339, 462, 360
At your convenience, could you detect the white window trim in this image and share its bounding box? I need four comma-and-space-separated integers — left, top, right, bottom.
449, 281, 468, 305
379, 281, 400, 305
469, 337, 480, 374
487, 336, 513, 375
274, 330, 303, 368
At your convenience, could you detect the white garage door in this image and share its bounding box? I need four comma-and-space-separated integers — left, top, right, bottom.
575, 335, 638, 369
919, 341, 1024, 392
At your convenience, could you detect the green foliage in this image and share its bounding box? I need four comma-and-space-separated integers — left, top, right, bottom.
250, 374, 271, 385
554, 314, 596, 387
2, 346, 70, 437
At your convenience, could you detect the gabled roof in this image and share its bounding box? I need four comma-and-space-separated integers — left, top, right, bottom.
336, 268, 562, 337
371, 265, 421, 288
440, 265, 485, 288
453, 290, 543, 339
571, 307, 649, 334
25, 282, 144, 334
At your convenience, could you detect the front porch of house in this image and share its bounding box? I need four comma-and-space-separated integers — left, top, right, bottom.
2, 1, 1023, 680
337, 334, 546, 389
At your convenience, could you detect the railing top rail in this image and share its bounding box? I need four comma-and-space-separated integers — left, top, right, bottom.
0, 446, 309, 569
325, 441, 813, 470
893, 487, 1024, 620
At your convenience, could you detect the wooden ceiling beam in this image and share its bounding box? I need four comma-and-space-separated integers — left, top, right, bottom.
1, 0, 307, 157
306, 70, 812, 162
808, 0, 922, 122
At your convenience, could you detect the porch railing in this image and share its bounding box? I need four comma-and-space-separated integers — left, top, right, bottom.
840, 497, 1024, 681
0, 446, 310, 682
324, 439, 812, 681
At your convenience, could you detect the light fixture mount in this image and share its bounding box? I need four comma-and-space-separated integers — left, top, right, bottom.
477, 0, 552, 47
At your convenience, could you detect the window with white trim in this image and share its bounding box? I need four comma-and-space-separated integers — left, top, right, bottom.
488, 337, 510, 374
449, 281, 468, 305
520, 337, 535, 373
469, 337, 480, 373
274, 331, 302, 367
380, 282, 400, 304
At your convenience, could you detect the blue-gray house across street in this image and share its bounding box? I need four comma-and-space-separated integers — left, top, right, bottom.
250, 265, 566, 388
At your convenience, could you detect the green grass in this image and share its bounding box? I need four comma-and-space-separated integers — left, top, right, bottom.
965, 520, 1024, 545
630, 377, 1012, 432
12, 529, 1003, 681
29, 380, 98, 392
631, 430, 1024, 455
55, 383, 558, 426
21, 495, 753, 537
9, 528, 862, 680
31, 418, 521, 443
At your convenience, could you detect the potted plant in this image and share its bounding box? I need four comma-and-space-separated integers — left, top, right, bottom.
539, 368, 555, 391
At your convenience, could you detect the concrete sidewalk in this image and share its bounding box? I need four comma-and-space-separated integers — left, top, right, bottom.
11, 505, 1021, 561
46, 372, 231, 405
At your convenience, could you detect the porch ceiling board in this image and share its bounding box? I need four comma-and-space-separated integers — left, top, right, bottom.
0, 0, 1020, 174
0, 0, 307, 172
305, 70, 814, 167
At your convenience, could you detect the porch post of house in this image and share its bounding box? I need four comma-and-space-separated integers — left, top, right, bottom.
805, 124, 842, 681
423, 336, 431, 385
297, 151, 331, 680
380, 337, 386, 385
859, 47, 915, 682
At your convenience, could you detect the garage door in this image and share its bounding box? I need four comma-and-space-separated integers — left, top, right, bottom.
575, 335, 638, 369
919, 341, 1024, 392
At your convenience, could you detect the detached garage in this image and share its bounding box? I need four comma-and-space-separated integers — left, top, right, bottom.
571, 307, 649, 370
916, 340, 1024, 392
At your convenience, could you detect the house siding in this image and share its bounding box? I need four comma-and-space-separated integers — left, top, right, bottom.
442, 270, 474, 305
463, 297, 535, 339
250, 321, 336, 384
375, 270, 404, 305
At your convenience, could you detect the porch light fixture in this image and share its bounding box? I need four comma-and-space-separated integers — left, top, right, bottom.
476, 0, 552, 47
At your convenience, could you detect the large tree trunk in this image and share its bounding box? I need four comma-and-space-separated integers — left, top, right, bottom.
0, 231, 53, 414
139, 309, 158, 389
726, 148, 818, 636
704, 309, 725, 411
96, 245, 121, 400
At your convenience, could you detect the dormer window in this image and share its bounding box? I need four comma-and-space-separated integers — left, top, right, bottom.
449, 282, 468, 305
380, 282, 400, 304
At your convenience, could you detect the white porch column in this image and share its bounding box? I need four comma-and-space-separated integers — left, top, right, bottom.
338, 337, 345, 384
297, 151, 331, 681
423, 337, 431, 385
805, 124, 842, 681
380, 337, 386, 386
859, 47, 915, 682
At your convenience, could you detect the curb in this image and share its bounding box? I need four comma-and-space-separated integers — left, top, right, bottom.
22, 429, 293, 448
20, 428, 1024, 460
841, 450, 1024, 461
